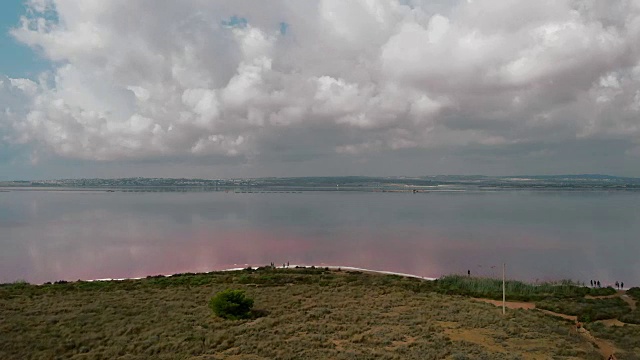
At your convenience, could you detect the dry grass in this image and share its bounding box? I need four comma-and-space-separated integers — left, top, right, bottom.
0, 269, 603, 359
587, 322, 640, 360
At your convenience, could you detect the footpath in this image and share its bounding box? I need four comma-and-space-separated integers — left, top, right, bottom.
475, 290, 639, 359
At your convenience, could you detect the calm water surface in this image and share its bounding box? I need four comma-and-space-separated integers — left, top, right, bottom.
1, 189, 639, 285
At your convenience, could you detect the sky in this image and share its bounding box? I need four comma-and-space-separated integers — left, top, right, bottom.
1, 0, 640, 180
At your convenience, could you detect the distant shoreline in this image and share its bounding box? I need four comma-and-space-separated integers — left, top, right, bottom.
3, 186, 640, 194
2, 174, 640, 192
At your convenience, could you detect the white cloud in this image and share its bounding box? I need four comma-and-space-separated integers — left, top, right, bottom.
2, 0, 640, 173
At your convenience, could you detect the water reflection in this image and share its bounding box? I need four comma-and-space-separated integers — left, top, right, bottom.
1, 190, 639, 285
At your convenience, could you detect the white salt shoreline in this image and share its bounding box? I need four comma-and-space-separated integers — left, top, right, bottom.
80, 265, 437, 284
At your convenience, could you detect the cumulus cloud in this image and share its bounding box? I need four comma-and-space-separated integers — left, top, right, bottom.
2, 0, 640, 174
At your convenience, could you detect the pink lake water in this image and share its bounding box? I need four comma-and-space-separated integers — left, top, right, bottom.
1, 189, 639, 286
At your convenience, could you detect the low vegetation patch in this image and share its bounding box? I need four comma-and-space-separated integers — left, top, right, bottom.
627, 287, 640, 300
617, 286, 640, 325
0, 268, 603, 359
436, 275, 615, 302
588, 321, 640, 360
619, 311, 640, 325
536, 297, 631, 322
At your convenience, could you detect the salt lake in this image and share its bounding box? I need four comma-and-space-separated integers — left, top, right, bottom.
1, 189, 639, 286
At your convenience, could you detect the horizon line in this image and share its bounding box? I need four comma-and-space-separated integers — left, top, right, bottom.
2, 173, 639, 183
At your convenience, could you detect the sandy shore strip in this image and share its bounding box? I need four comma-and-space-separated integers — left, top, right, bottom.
220, 264, 437, 281
75, 265, 437, 284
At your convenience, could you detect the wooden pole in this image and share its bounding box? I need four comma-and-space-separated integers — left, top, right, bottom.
502, 263, 506, 315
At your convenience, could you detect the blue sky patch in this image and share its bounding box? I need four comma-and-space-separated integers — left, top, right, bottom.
221, 15, 248, 29
0, 0, 52, 79
279, 22, 288, 35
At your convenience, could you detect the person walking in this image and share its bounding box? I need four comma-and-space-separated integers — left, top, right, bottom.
615, 281, 619, 289
590, 280, 593, 287
621, 282, 624, 289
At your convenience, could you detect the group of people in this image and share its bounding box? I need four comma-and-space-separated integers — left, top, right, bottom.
270, 262, 290, 268
590, 279, 624, 289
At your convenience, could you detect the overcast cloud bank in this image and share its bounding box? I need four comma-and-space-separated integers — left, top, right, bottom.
1, 0, 640, 177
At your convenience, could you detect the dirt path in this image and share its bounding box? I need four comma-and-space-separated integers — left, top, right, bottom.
474, 298, 535, 310
620, 293, 636, 310
586, 290, 636, 310
474, 298, 579, 321
538, 309, 577, 321
585, 294, 618, 299
474, 298, 618, 359
577, 327, 617, 359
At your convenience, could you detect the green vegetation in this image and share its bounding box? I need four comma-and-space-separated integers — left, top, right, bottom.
619, 311, 640, 325
618, 287, 640, 325
435, 275, 637, 322
434, 275, 640, 357
627, 287, 640, 300
0, 268, 604, 359
536, 297, 630, 322
209, 289, 254, 320
436, 275, 615, 302
588, 322, 640, 360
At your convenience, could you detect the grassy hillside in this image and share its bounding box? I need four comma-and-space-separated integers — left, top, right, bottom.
0, 267, 632, 359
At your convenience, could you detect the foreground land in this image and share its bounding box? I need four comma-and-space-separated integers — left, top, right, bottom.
1, 268, 639, 359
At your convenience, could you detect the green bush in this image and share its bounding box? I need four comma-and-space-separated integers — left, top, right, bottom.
209, 289, 254, 320
626, 287, 640, 300
536, 297, 631, 322
587, 286, 617, 296
436, 275, 596, 301
619, 309, 640, 324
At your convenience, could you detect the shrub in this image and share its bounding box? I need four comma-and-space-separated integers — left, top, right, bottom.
626, 287, 640, 300
587, 286, 617, 296
619, 310, 640, 324
436, 275, 593, 301
536, 297, 631, 322
209, 289, 254, 320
